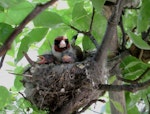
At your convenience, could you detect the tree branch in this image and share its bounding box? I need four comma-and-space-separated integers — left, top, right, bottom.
94, 0, 125, 67
23, 51, 35, 66
119, 15, 126, 50
69, 7, 99, 49
89, 7, 95, 33
0, 52, 6, 69
69, 25, 99, 49
98, 77, 150, 92
0, 0, 58, 57
77, 99, 105, 114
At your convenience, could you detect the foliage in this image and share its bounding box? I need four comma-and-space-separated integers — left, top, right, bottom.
0, 0, 150, 114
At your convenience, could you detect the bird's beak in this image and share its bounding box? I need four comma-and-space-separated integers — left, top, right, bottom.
59, 40, 66, 48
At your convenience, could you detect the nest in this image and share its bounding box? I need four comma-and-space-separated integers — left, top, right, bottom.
22, 57, 106, 114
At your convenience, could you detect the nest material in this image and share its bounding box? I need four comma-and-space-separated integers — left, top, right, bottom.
22, 58, 106, 114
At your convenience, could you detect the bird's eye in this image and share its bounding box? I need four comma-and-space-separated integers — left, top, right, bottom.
65, 39, 69, 44
54, 40, 60, 45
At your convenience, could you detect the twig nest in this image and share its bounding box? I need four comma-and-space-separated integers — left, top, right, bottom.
22, 59, 106, 113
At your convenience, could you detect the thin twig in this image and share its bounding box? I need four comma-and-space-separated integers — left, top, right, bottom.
0, 52, 6, 69
0, 0, 58, 57
23, 51, 35, 65
119, 15, 126, 50
19, 92, 27, 99
69, 25, 87, 35
138, 49, 144, 60
77, 99, 105, 114
9, 72, 33, 77
69, 25, 99, 49
69, 7, 100, 49
98, 75, 150, 92
88, 34, 99, 49
116, 67, 150, 84
89, 7, 95, 33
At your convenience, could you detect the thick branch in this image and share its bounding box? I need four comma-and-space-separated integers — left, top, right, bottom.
94, 0, 125, 67
0, 0, 57, 57
98, 78, 150, 92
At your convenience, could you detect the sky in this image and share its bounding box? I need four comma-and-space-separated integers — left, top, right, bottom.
0, 55, 15, 89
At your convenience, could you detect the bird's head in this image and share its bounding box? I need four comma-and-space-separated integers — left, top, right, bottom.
54, 36, 70, 52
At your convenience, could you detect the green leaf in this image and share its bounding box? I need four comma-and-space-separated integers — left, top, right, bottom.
0, 23, 14, 45
123, 10, 138, 31
91, 0, 105, 12
14, 66, 24, 91
0, 0, 25, 8
72, 2, 87, 21
0, 86, 10, 109
137, 0, 150, 32
17, 98, 31, 109
14, 76, 23, 91
129, 92, 141, 109
71, 1, 90, 31
128, 31, 150, 50
67, 0, 84, 8
33, 11, 63, 27
108, 75, 116, 84
92, 12, 107, 43
127, 106, 140, 114
0, 5, 4, 12
82, 35, 95, 51
16, 28, 48, 62
0, 1, 33, 25
120, 56, 148, 79
110, 99, 124, 114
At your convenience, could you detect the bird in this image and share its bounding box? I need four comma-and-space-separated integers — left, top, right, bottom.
37, 36, 84, 64
52, 36, 84, 63
37, 54, 55, 64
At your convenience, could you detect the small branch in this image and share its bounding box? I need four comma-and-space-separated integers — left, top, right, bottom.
89, 7, 95, 33
116, 68, 150, 84
138, 49, 144, 60
69, 7, 99, 49
69, 25, 87, 35
69, 25, 99, 49
9, 72, 33, 77
23, 51, 35, 66
119, 15, 126, 50
98, 77, 150, 92
0, 52, 6, 69
77, 99, 105, 114
19, 92, 27, 99
0, 0, 58, 57
88, 34, 99, 49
